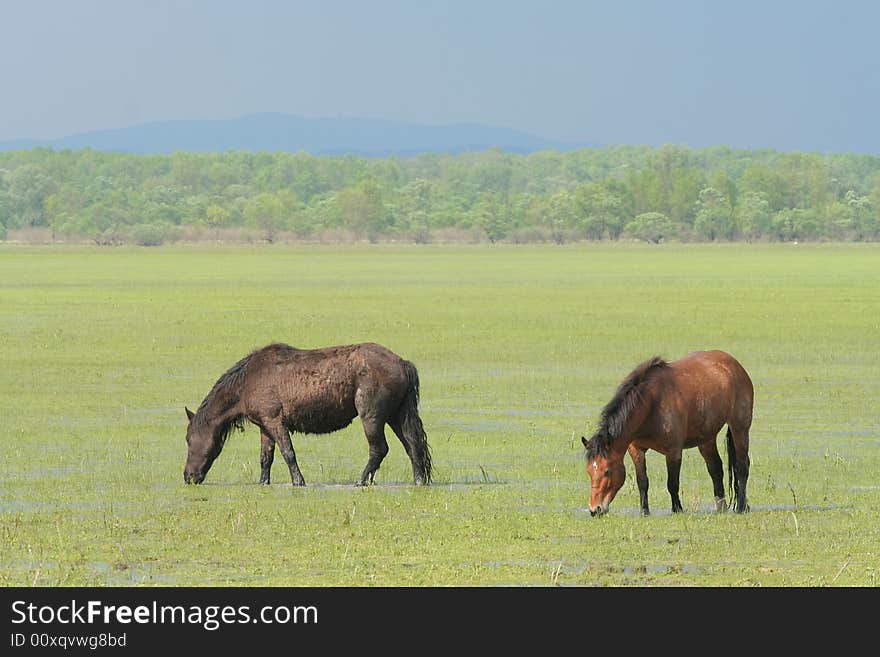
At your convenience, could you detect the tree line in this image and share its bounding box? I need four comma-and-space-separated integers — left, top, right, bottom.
1, 144, 879, 244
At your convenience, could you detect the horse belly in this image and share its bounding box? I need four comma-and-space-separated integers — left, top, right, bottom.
682, 432, 717, 449
639, 405, 720, 452
686, 400, 729, 443
283, 396, 358, 435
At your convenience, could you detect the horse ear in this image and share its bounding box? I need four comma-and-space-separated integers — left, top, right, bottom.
185, 406, 195, 422
581, 436, 588, 448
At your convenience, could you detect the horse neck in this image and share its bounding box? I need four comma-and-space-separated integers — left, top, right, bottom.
615, 384, 656, 449
197, 387, 244, 434
606, 432, 632, 459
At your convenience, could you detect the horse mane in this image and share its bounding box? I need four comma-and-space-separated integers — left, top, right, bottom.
585, 356, 669, 457
191, 349, 256, 445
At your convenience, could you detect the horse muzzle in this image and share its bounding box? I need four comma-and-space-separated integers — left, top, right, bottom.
184, 470, 205, 484
589, 504, 609, 517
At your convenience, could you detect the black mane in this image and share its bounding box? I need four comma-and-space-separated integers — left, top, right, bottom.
192, 349, 256, 444
584, 356, 669, 457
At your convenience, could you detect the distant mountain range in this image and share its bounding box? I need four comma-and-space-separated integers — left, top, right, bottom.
0, 113, 594, 156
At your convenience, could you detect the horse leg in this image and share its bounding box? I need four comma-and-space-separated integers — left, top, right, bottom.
389, 418, 431, 486
727, 425, 751, 513
357, 416, 389, 486
263, 420, 306, 486
665, 450, 684, 513
627, 444, 650, 515
388, 419, 416, 480
259, 431, 275, 485
698, 440, 726, 511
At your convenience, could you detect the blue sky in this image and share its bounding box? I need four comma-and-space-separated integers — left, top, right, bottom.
2, 1, 878, 153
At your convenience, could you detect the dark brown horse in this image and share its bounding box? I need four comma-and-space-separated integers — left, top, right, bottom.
581, 350, 753, 516
184, 342, 432, 486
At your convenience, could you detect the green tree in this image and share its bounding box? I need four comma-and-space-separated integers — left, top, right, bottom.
775, 153, 831, 210
244, 192, 291, 242
824, 200, 853, 239
0, 188, 8, 240
79, 201, 133, 245
470, 191, 508, 243
543, 189, 576, 244
693, 187, 734, 240
844, 190, 875, 240
1, 143, 880, 245
735, 191, 772, 240
739, 165, 787, 212
0, 172, 12, 235
625, 212, 678, 244
771, 208, 821, 241
396, 179, 434, 243
7, 164, 56, 228
337, 178, 387, 242
44, 193, 69, 242
628, 145, 705, 226
866, 177, 880, 239
574, 182, 626, 240
203, 203, 232, 239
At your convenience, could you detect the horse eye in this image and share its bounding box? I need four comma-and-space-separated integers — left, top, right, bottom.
604, 469, 611, 478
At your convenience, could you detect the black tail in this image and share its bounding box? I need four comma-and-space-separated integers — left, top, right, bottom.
726, 426, 737, 505
399, 360, 432, 484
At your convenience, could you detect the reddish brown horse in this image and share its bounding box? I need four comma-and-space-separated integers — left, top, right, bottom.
184, 342, 432, 487
581, 350, 753, 516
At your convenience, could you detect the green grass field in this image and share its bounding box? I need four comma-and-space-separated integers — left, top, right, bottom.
1, 242, 878, 586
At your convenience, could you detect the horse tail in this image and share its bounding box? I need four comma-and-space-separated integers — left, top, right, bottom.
398, 360, 433, 484
726, 426, 737, 504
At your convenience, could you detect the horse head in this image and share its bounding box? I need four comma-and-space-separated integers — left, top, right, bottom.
581, 435, 626, 516
183, 406, 223, 484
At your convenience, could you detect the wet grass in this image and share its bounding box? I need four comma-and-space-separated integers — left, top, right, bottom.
1, 242, 878, 586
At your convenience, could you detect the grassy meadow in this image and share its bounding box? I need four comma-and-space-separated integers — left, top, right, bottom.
0, 242, 878, 586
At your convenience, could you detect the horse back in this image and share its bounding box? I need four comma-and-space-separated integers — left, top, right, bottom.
665, 350, 754, 437
242, 342, 410, 434
675, 350, 752, 387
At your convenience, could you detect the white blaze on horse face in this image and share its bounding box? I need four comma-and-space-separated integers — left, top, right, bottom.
588, 460, 601, 483
588, 459, 605, 493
